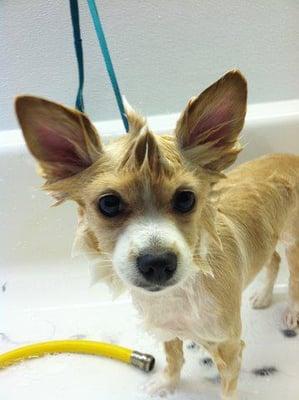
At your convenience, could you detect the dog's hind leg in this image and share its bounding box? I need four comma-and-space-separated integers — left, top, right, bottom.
284, 240, 299, 329
144, 338, 184, 396
250, 251, 280, 309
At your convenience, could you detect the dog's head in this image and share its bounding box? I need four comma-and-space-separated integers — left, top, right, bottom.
16, 71, 247, 294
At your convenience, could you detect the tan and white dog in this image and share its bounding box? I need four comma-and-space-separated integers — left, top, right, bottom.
15, 71, 299, 399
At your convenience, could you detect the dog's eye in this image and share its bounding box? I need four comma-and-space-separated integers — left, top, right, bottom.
98, 194, 124, 217
172, 190, 196, 213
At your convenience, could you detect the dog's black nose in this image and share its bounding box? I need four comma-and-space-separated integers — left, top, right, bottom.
136, 252, 177, 284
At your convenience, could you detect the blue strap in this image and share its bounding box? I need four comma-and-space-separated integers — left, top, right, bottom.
86, 0, 129, 132
69, 0, 85, 112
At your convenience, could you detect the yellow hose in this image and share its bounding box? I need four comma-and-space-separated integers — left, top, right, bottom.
0, 340, 155, 372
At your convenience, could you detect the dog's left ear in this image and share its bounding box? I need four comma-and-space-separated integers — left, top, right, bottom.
15, 96, 103, 183
175, 70, 247, 171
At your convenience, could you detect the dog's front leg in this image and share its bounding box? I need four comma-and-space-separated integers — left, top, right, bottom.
210, 339, 245, 400
144, 337, 184, 396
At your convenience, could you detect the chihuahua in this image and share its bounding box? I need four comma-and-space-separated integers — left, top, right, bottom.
15, 71, 299, 399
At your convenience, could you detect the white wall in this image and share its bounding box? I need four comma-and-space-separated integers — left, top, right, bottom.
1, 0, 298, 130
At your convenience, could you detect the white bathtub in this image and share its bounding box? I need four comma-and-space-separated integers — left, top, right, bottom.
1, 100, 299, 400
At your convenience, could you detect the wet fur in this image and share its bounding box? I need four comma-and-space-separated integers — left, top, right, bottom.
15, 71, 299, 399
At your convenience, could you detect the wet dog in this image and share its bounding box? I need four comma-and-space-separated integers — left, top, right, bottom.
16, 71, 299, 399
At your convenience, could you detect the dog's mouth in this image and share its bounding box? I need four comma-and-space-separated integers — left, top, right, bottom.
143, 285, 163, 292
132, 279, 179, 293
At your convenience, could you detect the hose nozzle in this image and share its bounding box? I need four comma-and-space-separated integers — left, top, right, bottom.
130, 350, 155, 372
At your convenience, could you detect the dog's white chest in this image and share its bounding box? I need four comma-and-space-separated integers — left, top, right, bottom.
131, 274, 223, 343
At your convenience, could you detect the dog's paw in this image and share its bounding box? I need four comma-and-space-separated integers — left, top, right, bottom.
250, 289, 272, 309
143, 372, 179, 397
283, 306, 299, 329
222, 392, 238, 400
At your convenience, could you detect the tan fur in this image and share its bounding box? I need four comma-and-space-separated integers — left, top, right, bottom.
15, 71, 299, 399
250, 250, 281, 309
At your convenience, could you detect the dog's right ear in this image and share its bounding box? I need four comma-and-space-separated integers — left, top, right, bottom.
15, 96, 103, 183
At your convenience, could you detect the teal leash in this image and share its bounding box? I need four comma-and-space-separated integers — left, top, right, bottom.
86, 0, 129, 132
69, 0, 129, 132
69, 0, 85, 112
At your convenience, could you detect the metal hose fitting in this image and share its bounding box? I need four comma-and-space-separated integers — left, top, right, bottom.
130, 350, 155, 372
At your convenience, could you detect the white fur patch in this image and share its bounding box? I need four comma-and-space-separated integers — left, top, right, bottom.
112, 215, 193, 289
131, 272, 227, 344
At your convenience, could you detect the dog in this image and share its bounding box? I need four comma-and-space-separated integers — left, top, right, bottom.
15, 70, 299, 399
